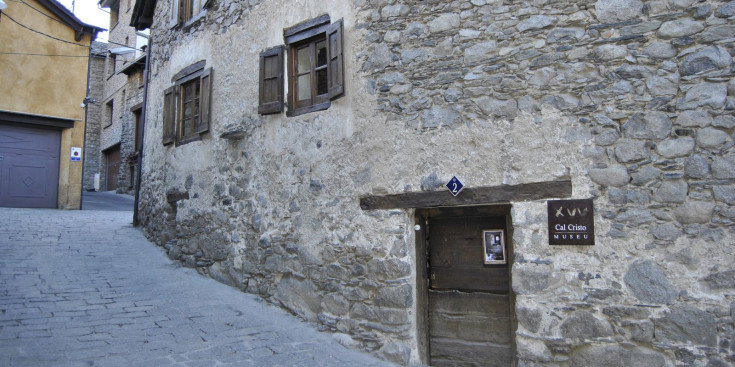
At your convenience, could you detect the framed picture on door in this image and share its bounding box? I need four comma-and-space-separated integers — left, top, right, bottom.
483, 230, 506, 265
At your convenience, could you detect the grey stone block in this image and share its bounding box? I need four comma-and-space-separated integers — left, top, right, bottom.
653, 180, 687, 203
615, 139, 650, 163
685, 154, 710, 179
365, 43, 393, 72
594, 0, 644, 23
676, 109, 713, 128
658, 19, 704, 38
703, 270, 735, 289
697, 24, 735, 42
680, 46, 732, 76
623, 112, 672, 140
713, 115, 735, 129
641, 42, 676, 59
560, 310, 613, 339
428, 13, 460, 33
696, 128, 730, 150
651, 222, 682, 241
656, 137, 695, 158
624, 260, 678, 304
631, 166, 661, 186
516, 306, 542, 333
616, 208, 654, 225
593, 44, 628, 61
547, 28, 584, 43
674, 201, 715, 224
713, 185, 735, 205
422, 106, 460, 129
715, 1, 735, 17
476, 96, 518, 119
517, 15, 556, 32
375, 284, 412, 308
677, 83, 728, 110
655, 304, 717, 346
569, 345, 669, 367
590, 165, 630, 187
513, 265, 553, 295
712, 154, 735, 179
380, 4, 409, 18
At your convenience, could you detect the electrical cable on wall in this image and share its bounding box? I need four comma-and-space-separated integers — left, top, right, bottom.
2, 10, 144, 52
1, 12, 89, 47
0, 51, 89, 58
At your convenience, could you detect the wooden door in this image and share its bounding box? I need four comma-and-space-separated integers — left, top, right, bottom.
105, 145, 121, 191
419, 206, 513, 366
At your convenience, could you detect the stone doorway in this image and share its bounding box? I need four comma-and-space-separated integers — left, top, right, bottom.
415, 205, 515, 366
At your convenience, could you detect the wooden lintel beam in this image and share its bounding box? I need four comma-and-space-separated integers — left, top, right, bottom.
359, 180, 572, 210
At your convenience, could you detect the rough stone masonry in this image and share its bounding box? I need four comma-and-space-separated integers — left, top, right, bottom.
135, 0, 735, 365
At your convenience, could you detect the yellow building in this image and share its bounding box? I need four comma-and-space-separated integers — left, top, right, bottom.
0, 0, 102, 209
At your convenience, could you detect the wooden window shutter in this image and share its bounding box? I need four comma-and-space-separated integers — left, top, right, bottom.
258, 46, 285, 115
195, 68, 212, 134
326, 19, 344, 100
162, 86, 176, 145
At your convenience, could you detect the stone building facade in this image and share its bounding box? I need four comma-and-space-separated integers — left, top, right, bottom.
132, 0, 735, 365
83, 41, 108, 192
98, 0, 147, 193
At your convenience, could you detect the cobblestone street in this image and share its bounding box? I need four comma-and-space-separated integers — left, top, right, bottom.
0, 208, 394, 367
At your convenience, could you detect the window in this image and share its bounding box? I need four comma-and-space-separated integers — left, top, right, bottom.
131, 106, 142, 153
162, 62, 212, 146
105, 100, 114, 128
169, 0, 210, 28
108, 53, 117, 77
258, 15, 344, 116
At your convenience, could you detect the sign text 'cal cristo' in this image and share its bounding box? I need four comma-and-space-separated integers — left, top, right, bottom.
547, 199, 595, 246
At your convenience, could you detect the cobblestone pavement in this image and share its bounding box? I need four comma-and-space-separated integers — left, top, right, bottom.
0, 208, 395, 367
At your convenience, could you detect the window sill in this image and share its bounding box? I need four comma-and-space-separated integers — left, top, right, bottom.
175, 134, 203, 146
287, 101, 331, 117
183, 10, 207, 30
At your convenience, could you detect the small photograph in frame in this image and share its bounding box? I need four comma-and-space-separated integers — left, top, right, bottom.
483, 230, 506, 265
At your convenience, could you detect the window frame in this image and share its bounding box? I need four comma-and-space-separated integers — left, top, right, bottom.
269, 15, 344, 118
162, 63, 213, 146
289, 35, 330, 114
169, 0, 211, 28
105, 100, 114, 128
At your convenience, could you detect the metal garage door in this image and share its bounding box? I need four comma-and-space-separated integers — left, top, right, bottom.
0, 123, 61, 208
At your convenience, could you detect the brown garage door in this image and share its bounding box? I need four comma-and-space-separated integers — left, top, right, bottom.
0, 123, 61, 208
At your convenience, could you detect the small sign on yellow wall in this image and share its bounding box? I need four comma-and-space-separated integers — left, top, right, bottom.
71, 147, 82, 161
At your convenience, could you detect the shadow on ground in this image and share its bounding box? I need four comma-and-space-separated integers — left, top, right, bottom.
82, 190, 135, 211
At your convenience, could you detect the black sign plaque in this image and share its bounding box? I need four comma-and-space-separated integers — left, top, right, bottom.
547, 199, 595, 246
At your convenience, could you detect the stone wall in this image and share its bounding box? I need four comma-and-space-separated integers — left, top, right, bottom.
83, 42, 107, 191
100, 1, 145, 193
358, 0, 734, 365
137, 0, 735, 365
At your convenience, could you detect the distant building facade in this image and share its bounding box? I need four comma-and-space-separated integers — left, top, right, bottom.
131, 0, 735, 366
83, 41, 108, 192
96, 0, 147, 193
0, 0, 102, 208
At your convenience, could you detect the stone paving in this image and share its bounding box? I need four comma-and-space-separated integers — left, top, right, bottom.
0, 208, 395, 367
